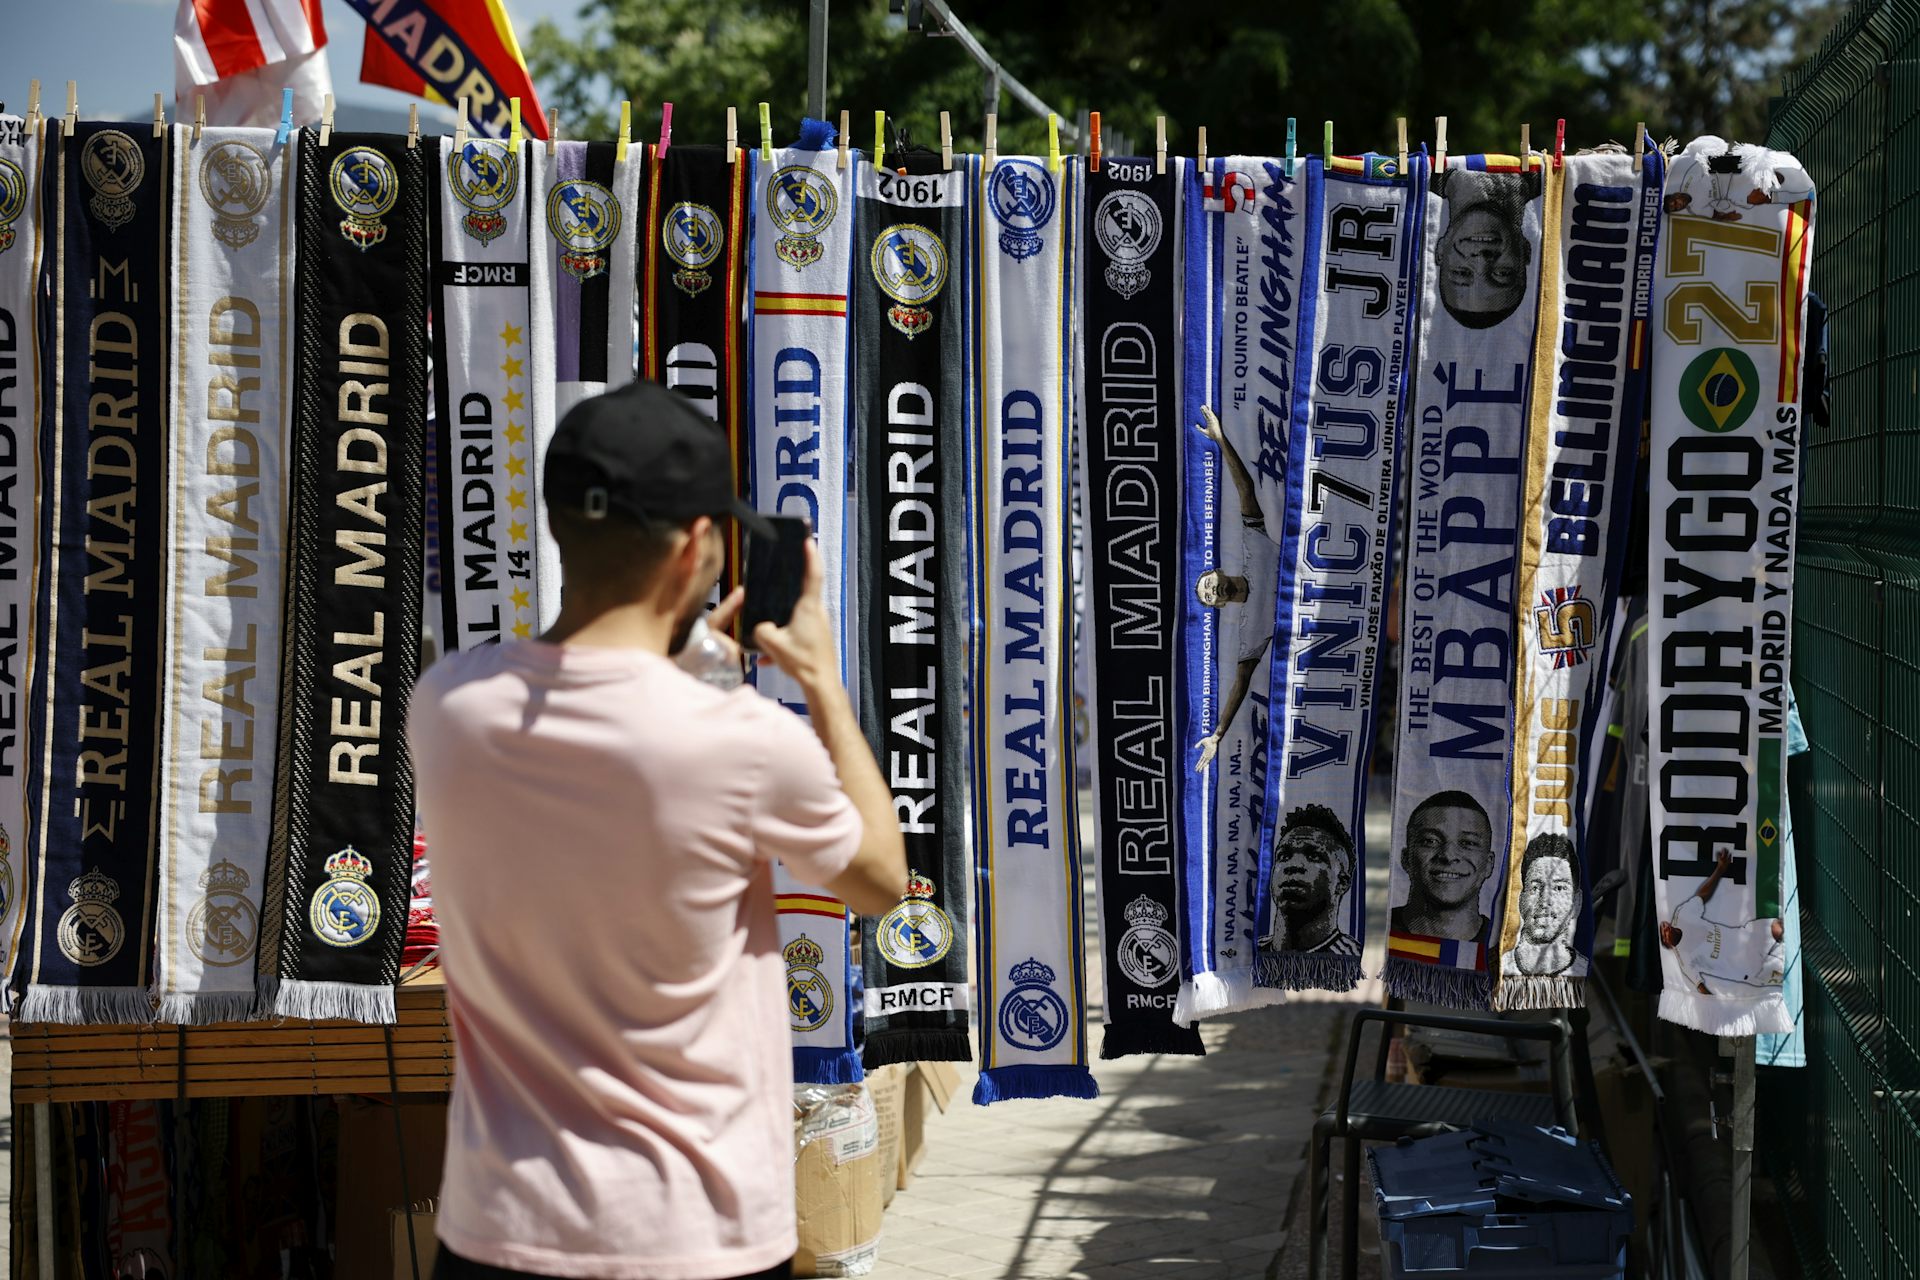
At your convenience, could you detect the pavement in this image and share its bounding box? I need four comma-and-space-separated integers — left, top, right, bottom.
867, 801, 1394, 1280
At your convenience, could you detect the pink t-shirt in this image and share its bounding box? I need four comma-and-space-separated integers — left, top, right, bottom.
407, 641, 862, 1280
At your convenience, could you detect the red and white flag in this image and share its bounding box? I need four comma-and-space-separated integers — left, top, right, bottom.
175, 0, 334, 128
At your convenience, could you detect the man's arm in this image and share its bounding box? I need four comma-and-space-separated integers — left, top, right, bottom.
755, 541, 908, 917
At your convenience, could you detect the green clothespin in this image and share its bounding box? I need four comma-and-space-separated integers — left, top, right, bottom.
759, 101, 772, 163
1285, 118, 1296, 178
1047, 113, 1061, 173
1323, 121, 1333, 169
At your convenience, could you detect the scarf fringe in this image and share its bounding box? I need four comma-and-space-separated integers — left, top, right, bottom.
154, 991, 260, 1026
863, 1030, 972, 1070
1658, 989, 1792, 1038
269, 979, 396, 1025
1490, 974, 1584, 1012
19, 984, 155, 1026
793, 1048, 865, 1086
1101, 1024, 1206, 1059
1253, 949, 1361, 993
1172, 969, 1287, 1027
1381, 958, 1492, 1011
972, 1065, 1100, 1105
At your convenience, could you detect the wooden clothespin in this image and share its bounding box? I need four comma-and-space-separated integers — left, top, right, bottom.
1397, 117, 1408, 177
658, 101, 673, 158
872, 110, 885, 168
1520, 123, 1531, 170
1634, 121, 1646, 172
725, 106, 737, 163
758, 101, 772, 163
985, 113, 998, 170
1435, 115, 1448, 170
1197, 125, 1207, 171
25, 81, 40, 139
1154, 116, 1166, 176
63, 81, 77, 137
616, 101, 631, 164
508, 98, 523, 149
1284, 117, 1296, 178
455, 96, 470, 152
275, 88, 295, 147
940, 111, 952, 171
1088, 111, 1101, 173
192, 94, 205, 144
836, 109, 848, 170
407, 104, 420, 149
1553, 118, 1565, 169
546, 108, 558, 155
1323, 120, 1333, 169
151, 94, 165, 140
1046, 114, 1060, 174
318, 93, 334, 146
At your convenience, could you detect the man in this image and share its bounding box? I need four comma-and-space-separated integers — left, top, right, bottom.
407, 381, 907, 1280
1499, 833, 1583, 978
1258, 804, 1360, 957
1660, 848, 1786, 997
1391, 790, 1496, 941
1191, 404, 1278, 771
1430, 167, 1534, 329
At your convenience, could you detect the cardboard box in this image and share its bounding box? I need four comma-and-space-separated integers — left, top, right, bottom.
390, 1205, 440, 1280
794, 1087, 882, 1277
898, 1060, 962, 1190
866, 1064, 907, 1209
335, 1098, 448, 1280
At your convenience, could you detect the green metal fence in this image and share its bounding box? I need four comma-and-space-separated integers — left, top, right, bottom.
1761, 2, 1920, 1274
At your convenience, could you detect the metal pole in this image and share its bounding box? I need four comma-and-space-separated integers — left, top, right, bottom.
1729, 1036, 1755, 1280
806, 0, 829, 122
924, 0, 1078, 145
983, 65, 1000, 139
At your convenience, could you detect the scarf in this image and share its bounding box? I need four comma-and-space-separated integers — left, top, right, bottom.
1079, 156, 1203, 1057
105, 1099, 173, 1274
432, 136, 537, 648
528, 140, 641, 632
257, 131, 428, 1023
851, 152, 975, 1069
1171, 157, 1297, 1025
1383, 155, 1546, 1008
23, 123, 170, 1025
1253, 152, 1425, 992
1648, 137, 1815, 1036
642, 144, 750, 587
0, 115, 40, 1003
154, 124, 295, 1023
1489, 151, 1664, 1011
972, 155, 1096, 1103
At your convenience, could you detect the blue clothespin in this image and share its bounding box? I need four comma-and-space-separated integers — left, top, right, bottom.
1285, 118, 1296, 179
275, 89, 293, 146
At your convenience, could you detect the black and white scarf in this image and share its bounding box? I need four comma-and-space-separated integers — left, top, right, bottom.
23, 123, 170, 1024
257, 131, 428, 1023
852, 153, 975, 1068
1079, 157, 1203, 1057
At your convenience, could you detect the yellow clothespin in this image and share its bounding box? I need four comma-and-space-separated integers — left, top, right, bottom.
547, 108, 558, 155
1323, 120, 1333, 168
193, 95, 205, 145
455, 96, 470, 152
509, 98, 522, 149
1520, 123, 1531, 170
63, 81, 76, 137
1046, 113, 1060, 173
1155, 116, 1166, 176
759, 101, 772, 163
616, 101, 631, 164
985, 113, 998, 170
1397, 117, 1408, 177
407, 104, 420, 150
940, 111, 952, 171
318, 93, 333, 146
1435, 115, 1448, 170
837, 109, 848, 170
1634, 121, 1646, 172
872, 110, 885, 168
151, 93, 165, 140
1197, 125, 1208, 171
25, 80, 40, 139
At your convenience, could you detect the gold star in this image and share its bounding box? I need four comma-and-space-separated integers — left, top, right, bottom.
506, 488, 527, 511
508, 519, 529, 543
510, 586, 531, 611
505, 455, 527, 478
511, 619, 532, 639
500, 323, 524, 347
504, 421, 527, 445
500, 355, 525, 379
503, 389, 525, 411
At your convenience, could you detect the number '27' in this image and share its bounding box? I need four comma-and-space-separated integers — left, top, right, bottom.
1661, 217, 1783, 344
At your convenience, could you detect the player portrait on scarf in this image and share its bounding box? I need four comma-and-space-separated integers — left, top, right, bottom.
1190, 404, 1278, 772
1258, 806, 1359, 959
1430, 167, 1534, 329
1391, 791, 1497, 943
1498, 834, 1584, 979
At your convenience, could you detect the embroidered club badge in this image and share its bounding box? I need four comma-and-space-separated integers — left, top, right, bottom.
998, 957, 1070, 1051
0, 158, 25, 255
785, 933, 834, 1032
768, 165, 837, 268
548, 177, 620, 281
330, 148, 398, 250
309, 845, 381, 948
877, 870, 956, 969
871, 222, 946, 338
988, 159, 1055, 261
199, 138, 271, 250
1094, 188, 1160, 298
82, 129, 144, 232
186, 858, 258, 967
664, 200, 723, 296
57, 868, 126, 967
448, 140, 519, 247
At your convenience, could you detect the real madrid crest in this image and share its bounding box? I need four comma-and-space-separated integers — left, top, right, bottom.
1117, 895, 1178, 989
997, 957, 1069, 1051
877, 870, 955, 970
81, 130, 144, 233
309, 845, 381, 948
0, 823, 13, 925
57, 867, 125, 967
199, 139, 271, 250
871, 223, 947, 339
449, 140, 519, 247
330, 148, 398, 251
1095, 188, 1160, 299
664, 201, 723, 296
548, 177, 620, 281
187, 858, 258, 967
784, 934, 834, 1033
767, 166, 837, 268
0, 158, 26, 256
988, 159, 1056, 262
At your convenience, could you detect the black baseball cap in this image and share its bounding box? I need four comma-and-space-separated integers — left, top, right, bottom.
543, 380, 773, 539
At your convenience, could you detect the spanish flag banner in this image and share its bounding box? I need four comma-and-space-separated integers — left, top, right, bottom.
350, 0, 546, 141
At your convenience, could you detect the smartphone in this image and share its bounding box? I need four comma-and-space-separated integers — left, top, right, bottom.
741, 515, 811, 649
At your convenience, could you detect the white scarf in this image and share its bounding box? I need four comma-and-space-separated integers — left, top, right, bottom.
155, 124, 293, 1022
1649, 137, 1815, 1036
